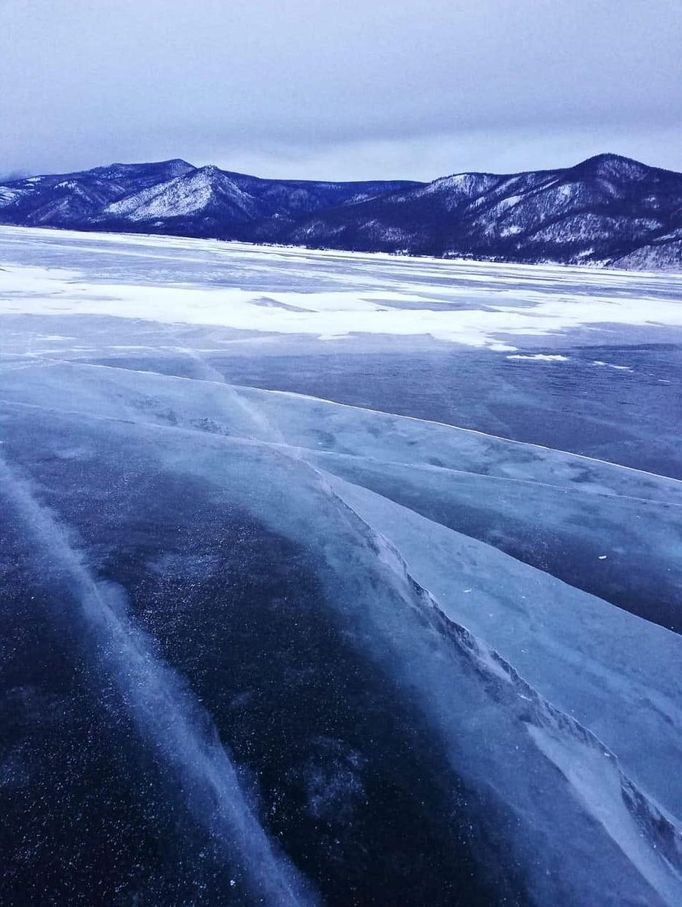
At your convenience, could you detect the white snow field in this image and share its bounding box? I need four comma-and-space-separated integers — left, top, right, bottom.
1, 226, 682, 349
1, 226, 682, 906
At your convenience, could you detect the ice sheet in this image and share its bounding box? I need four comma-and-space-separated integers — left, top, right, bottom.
2, 226, 681, 906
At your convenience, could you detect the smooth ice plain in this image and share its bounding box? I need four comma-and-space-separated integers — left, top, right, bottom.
1, 226, 682, 906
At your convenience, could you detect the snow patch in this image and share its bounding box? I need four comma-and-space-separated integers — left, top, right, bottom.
507, 353, 570, 362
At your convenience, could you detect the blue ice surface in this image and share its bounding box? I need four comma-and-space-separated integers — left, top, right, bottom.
1, 227, 681, 906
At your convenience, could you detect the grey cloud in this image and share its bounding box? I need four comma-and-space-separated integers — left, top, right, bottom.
1, 0, 680, 180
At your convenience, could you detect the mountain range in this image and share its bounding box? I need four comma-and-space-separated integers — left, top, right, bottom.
1, 154, 681, 269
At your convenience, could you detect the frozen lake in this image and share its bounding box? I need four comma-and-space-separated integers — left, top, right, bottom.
1, 227, 682, 906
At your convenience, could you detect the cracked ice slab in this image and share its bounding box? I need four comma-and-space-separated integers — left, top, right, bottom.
2, 225, 682, 906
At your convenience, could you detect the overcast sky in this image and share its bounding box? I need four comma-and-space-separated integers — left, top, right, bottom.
1, 0, 680, 181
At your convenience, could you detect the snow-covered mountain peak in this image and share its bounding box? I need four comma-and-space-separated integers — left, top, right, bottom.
193, 164, 222, 177
100, 165, 259, 223
572, 153, 653, 182
87, 159, 195, 182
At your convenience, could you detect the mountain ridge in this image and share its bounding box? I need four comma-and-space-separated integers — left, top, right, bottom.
1, 153, 681, 270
